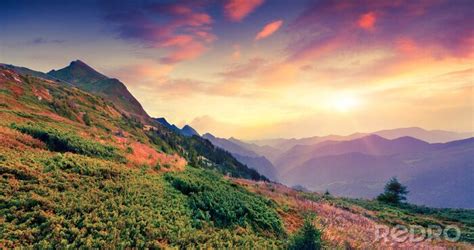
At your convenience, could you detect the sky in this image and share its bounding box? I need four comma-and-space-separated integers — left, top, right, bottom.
1, 0, 473, 139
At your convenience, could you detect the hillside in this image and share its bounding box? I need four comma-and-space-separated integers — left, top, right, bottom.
48, 60, 150, 120
1, 64, 473, 248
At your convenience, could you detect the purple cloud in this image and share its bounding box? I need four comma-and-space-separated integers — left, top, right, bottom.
101, 0, 216, 64
28, 37, 65, 45
286, 0, 474, 62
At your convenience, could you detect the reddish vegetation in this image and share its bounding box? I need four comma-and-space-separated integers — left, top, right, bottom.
124, 141, 187, 171
32, 86, 52, 102
232, 178, 469, 249
0, 127, 45, 151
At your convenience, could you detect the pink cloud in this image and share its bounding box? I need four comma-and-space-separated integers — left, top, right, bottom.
224, 0, 265, 22
286, 0, 474, 63
231, 44, 241, 60
105, 61, 174, 87
160, 41, 208, 64
357, 11, 376, 30
219, 57, 266, 79
104, 1, 216, 64
255, 20, 284, 40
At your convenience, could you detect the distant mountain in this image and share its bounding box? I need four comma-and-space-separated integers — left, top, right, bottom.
249, 127, 473, 151
48, 60, 149, 120
155, 117, 199, 137
373, 127, 473, 143
203, 134, 258, 157
154, 117, 181, 133
203, 133, 278, 181
275, 135, 432, 175
249, 133, 366, 151
181, 125, 199, 137
227, 137, 282, 163
283, 137, 474, 208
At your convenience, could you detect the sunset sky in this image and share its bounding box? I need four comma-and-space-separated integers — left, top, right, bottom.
1, 0, 473, 139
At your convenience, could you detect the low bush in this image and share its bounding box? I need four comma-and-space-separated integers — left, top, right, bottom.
11, 123, 122, 161
165, 168, 284, 236
288, 217, 322, 250
0, 149, 282, 248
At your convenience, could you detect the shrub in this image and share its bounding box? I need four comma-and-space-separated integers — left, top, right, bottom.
165, 168, 284, 236
11, 123, 122, 161
377, 177, 409, 204
288, 217, 322, 250
82, 112, 92, 126
50, 97, 77, 121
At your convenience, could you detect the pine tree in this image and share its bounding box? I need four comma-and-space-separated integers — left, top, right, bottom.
377, 177, 409, 204
288, 217, 322, 250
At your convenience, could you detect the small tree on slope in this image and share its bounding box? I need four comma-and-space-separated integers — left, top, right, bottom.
288, 217, 322, 250
377, 177, 409, 204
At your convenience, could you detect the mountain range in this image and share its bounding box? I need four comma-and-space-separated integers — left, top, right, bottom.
282, 136, 474, 208
250, 127, 473, 151
202, 133, 278, 181
204, 131, 473, 208
155, 117, 200, 137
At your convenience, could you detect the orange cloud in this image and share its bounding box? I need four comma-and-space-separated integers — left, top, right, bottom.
161, 41, 208, 64
224, 0, 264, 22
357, 11, 376, 30
231, 44, 241, 60
255, 20, 284, 40
107, 61, 174, 85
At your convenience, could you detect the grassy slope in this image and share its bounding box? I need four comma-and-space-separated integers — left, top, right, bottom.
0, 66, 473, 248
0, 67, 282, 248
235, 179, 473, 248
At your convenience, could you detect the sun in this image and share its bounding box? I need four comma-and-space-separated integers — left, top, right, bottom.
330, 93, 361, 112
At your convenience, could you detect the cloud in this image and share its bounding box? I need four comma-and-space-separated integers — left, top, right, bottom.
28, 37, 65, 45
102, 1, 216, 64
255, 19, 283, 40
357, 11, 376, 30
286, 0, 474, 63
231, 44, 241, 60
224, 0, 264, 22
218, 57, 266, 79
106, 61, 174, 86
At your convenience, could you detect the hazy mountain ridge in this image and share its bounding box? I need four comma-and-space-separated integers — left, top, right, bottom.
284, 137, 474, 208
202, 133, 278, 181
233, 131, 474, 208
275, 135, 433, 175
249, 127, 473, 150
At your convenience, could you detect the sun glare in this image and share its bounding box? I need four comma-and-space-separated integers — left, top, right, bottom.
330, 94, 360, 112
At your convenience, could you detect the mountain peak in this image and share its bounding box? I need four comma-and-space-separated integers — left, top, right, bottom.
47, 60, 149, 120
70, 59, 88, 67
48, 60, 108, 84
358, 134, 387, 142
202, 133, 215, 139
68, 59, 98, 72
181, 125, 199, 137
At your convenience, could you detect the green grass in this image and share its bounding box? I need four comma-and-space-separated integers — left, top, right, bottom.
0, 150, 284, 248
11, 123, 123, 161
165, 168, 284, 236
